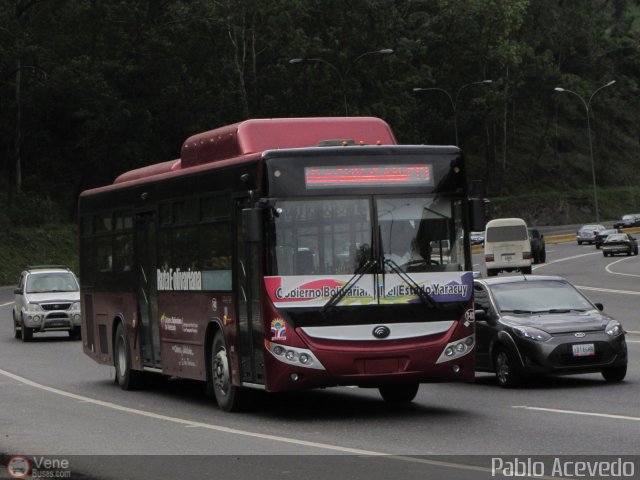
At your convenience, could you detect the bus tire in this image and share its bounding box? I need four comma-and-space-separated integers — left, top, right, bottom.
211, 330, 247, 412
378, 382, 419, 403
114, 322, 144, 390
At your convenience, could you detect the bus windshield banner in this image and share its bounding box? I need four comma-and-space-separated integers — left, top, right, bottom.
264, 272, 472, 308
304, 164, 433, 189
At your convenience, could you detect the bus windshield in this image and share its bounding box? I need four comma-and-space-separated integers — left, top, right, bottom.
268, 195, 463, 276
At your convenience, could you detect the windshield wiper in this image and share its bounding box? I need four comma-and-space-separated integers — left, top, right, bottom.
501, 309, 534, 314
534, 308, 587, 314
322, 259, 376, 313
384, 258, 437, 308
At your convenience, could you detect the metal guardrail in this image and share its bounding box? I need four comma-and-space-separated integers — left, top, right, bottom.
471, 226, 640, 254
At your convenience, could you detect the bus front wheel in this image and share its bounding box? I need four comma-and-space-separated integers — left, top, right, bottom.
211, 330, 247, 412
378, 382, 419, 403
114, 322, 144, 390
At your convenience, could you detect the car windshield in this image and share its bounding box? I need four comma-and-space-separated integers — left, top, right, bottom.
490, 280, 593, 313
26, 272, 79, 293
606, 234, 626, 242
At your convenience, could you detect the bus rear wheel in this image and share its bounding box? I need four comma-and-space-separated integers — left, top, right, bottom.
211, 330, 247, 412
378, 382, 419, 403
114, 322, 144, 390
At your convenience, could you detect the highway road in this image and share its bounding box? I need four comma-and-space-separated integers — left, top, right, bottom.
1, 240, 638, 479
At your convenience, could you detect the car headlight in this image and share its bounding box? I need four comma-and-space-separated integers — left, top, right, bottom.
70, 302, 80, 311
605, 320, 623, 337
24, 303, 44, 313
512, 326, 551, 342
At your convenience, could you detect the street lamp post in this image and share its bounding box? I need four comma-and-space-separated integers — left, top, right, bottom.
554, 80, 616, 223
413, 80, 492, 145
289, 49, 393, 116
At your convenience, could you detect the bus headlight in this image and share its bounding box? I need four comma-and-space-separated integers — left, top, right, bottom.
265, 341, 326, 370
436, 335, 474, 364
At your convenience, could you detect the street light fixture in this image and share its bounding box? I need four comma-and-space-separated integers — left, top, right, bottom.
554, 80, 616, 223
413, 80, 492, 145
289, 49, 394, 115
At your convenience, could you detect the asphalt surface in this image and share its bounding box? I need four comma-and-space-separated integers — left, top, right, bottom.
1, 239, 639, 479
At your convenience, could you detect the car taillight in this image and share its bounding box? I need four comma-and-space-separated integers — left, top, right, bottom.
485, 254, 494, 262
523, 252, 532, 260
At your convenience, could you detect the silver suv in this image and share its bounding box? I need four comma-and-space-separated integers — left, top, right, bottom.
13, 266, 81, 342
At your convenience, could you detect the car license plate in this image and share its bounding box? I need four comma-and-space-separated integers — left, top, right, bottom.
572, 343, 595, 357
502, 254, 513, 262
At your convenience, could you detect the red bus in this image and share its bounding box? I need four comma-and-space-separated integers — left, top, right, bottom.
78, 117, 485, 411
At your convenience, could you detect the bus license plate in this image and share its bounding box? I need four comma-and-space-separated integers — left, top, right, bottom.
572, 344, 595, 357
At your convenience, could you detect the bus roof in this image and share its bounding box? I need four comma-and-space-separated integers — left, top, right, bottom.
110, 117, 397, 186
180, 117, 397, 168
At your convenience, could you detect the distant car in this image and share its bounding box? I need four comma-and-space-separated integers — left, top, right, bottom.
576, 224, 606, 245
470, 231, 485, 245
593, 228, 620, 249
528, 228, 546, 264
612, 214, 640, 230
602, 233, 639, 257
13, 266, 81, 342
473, 275, 628, 387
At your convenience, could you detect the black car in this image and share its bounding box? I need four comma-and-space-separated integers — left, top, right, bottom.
473, 275, 627, 387
593, 228, 620, 249
602, 233, 639, 257
528, 228, 546, 264
612, 213, 640, 230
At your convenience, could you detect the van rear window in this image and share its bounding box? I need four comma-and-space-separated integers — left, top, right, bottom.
486, 225, 528, 242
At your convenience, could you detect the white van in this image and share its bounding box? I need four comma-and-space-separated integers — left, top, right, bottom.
484, 218, 532, 276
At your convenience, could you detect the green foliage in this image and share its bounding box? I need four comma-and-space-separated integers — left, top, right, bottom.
0, 0, 639, 225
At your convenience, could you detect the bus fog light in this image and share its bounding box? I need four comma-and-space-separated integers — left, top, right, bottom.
452, 365, 461, 373
290, 373, 300, 381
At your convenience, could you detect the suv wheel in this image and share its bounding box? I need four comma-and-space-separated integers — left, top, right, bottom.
21, 323, 33, 342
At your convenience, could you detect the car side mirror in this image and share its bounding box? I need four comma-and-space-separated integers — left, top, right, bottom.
14, 288, 22, 295
474, 309, 488, 322
594, 303, 604, 311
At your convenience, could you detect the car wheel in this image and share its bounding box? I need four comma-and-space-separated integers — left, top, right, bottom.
634, 248, 638, 256
486, 269, 497, 277
68, 327, 81, 340
114, 322, 144, 390
494, 348, 521, 388
379, 383, 419, 403
577, 241, 583, 245
602, 365, 627, 382
21, 324, 33, 342
211, 330, 247, 412
521, 266, 532, 275
595, 244, 600, 249
603, 252, 608, 257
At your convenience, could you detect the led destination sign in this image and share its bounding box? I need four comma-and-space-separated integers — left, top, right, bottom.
304, 164, 433, 189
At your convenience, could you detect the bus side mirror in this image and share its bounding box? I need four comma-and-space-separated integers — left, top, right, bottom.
469, 198, 486, 232
242, 208, 263, 243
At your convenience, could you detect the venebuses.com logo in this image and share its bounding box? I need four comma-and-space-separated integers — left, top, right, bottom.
5, 455, 72, 479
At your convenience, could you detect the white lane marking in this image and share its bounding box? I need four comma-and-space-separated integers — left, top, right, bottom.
0, 301, 13, 307
0, 367, 505, 476
575, 285, 640, 295
605, 257, 640, 278
513, 405, 640, 422
533, 251, 601, 269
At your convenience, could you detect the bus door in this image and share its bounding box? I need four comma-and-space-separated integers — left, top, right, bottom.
134, 211, 161, 368
235, 200, 265, 385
